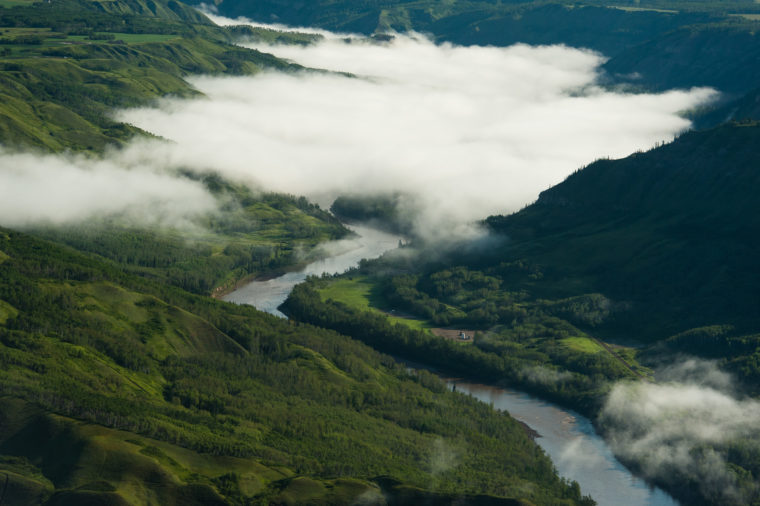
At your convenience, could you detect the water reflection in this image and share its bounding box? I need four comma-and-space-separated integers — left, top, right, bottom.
449, 380, 678, 506
223, 224, 400, 316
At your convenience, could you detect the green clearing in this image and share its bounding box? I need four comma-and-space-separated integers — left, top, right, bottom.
561, 337, 605, 354
320, 277, 377, 310
318, 277, 431, 332
388, 313, 429, 330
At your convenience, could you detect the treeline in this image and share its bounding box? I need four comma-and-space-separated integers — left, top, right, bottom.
31, 179, 347, 296
282, 280, 636, 417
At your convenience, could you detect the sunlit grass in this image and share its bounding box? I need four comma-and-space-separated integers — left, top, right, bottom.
562, 336, 604, 353
319, 277, 432, 332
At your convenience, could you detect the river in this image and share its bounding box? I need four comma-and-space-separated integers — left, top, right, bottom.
448, 380, 676, 506
224, 225, 678, 506
223, 224, 401, 316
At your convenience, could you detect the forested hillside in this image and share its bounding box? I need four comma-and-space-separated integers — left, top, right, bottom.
484, 121, 760, 348
287, 122, 760, 395
29, 178, 348, 296
0, 1, 603, 504
0, 0, 300, 150
0, 228, 593, 505
0, 0, 351, 297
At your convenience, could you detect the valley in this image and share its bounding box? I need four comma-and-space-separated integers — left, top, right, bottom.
1, 0, 760, 504
224, 224, 674, 505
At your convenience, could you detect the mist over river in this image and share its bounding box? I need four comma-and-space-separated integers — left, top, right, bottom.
223, 224, 400, 316
449, 380, 677, 506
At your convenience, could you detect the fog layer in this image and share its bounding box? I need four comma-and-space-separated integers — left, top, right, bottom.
114, 20, 714, 239
1, 19, 714, 234
0, 150, 215, 228
601, 359, 760, 504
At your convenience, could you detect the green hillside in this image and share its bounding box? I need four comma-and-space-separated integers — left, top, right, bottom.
210, 0, 715, 55
206, 0, 744, 40
29, 178, 348, 296
0, 0, 350, 295
602, 21, 760, 93
3, 0, 760, 504
0, 228, 593, 505
0, 0, 299, 151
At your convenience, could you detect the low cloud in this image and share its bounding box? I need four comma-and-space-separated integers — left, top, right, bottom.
558, 437, 608, 474
0, 19, 716, 237
0, 149, 216, 229
201, 8, 333, 36
519, 365, 574, 386
113, 20, 716, 241
600, 359, 760, 504
429, 437, 459, 476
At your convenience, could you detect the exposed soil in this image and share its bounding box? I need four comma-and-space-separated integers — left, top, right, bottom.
431, 328, 476, 341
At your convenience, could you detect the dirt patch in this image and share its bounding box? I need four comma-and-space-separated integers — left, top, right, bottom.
432, 328, 476, 341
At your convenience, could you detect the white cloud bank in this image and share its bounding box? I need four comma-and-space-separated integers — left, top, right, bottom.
601, 359, 760, 504
115, 26, 715, 239
0, 150, 215, 228
0, 18, 715, 236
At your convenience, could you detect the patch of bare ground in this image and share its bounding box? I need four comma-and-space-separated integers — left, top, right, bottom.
432, 328, 476, 341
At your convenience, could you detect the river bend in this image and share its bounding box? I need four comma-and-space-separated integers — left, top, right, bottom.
224, 226, 678, 506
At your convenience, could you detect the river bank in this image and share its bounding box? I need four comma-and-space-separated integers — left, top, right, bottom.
223, 224, 401, 316
449, 379, 677, 506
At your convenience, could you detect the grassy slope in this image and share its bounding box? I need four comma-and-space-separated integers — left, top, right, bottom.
319, 276, 431, 331
0, 0, 350, 295
0, 0, 296, 151
29, 180, 349, 296
0, 228, 593, 506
